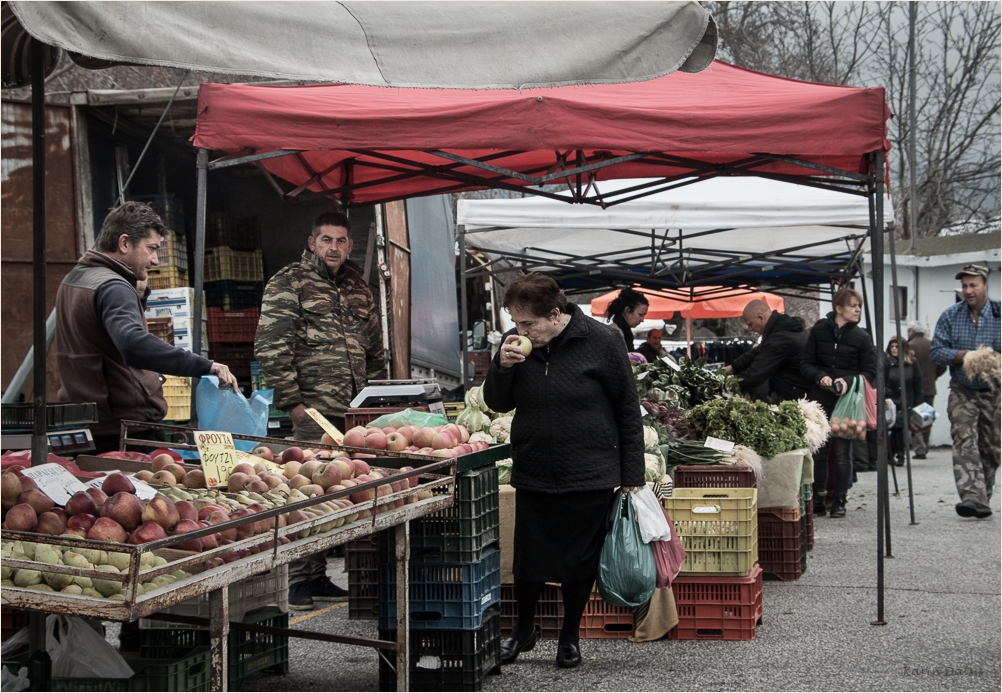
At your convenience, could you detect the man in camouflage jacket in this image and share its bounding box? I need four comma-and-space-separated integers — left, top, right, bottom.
255, 210, 387, 441
255, 210, 386, 610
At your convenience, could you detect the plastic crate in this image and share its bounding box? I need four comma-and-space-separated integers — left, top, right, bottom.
800, 513, 808, 575
673, 464, 757, 489
162, 375, 192, 422
148, 317, 175, 345
805, 487, 815, 552
205, 247, 264, 283
347, 534, 385, 620
207, 307, 260, 343
662, 488, 758, 576
378, 547, 501, 631
580, 590, 634, 639
411, 466, 500, 564
758, 512, 803, 581
249, 362, 290, 420
499, 583, 563, 639
129, 648, 211, 692
443, 402, 465, 422
208, 214, 262, 251
668, 564, 763, 641
152, 229, 189, 272
209, 343, 255, 378
204, 280, 264, 311
147, 266, 189, 290
1, 402, 98, 431
378, 607, 501, 692
140, 608, 288, 691
345, 405, 431, 430
759, 506, 800, 522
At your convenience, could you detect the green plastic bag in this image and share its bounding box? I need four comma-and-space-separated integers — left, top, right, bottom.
366, 407, 449, 429
597, 490, 656, 608
830, 376, 866, 440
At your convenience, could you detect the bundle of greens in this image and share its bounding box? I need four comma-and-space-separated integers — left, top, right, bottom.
633, 356, 741, 409
688, 398, 808, 459
643, 416, 723, 466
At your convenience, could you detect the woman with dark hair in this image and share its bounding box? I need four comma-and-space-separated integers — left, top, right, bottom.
801, 288, 878, 518
605, 288, 649, 351
884, 336, 923, 466
483, 273, 645, 670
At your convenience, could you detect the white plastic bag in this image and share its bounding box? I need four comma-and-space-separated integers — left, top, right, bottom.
631, 485, 672, 544
45, 615, 135, 680
884, 398, 896, 426
1, 663, 28, 692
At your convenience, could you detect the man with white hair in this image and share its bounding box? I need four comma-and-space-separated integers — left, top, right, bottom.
907, 320, 945, 459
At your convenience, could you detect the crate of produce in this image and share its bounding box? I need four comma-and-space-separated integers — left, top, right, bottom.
205, 247, 264, 283
1, 402, 98, 431
208, 307, 260, 343
411, 466, 500, 564
757, 511, 803, 581
209, 343, 255, 378
662, 488, 758, 576
673, 464, 757, 489
347, 534, 384, 620
249, 362, 290, 420
581, 590, 634, 639
148, 317, 175, 345
668, 564, 763, 641
499, 583, 563, 639
161, 375, 192, 422
378, 607, 501, 692
378, 547, 501, 631
139, 565, 287, 627
204, 280, 264, 311
345, 405, 431, 430
140, 607, 288, 691
147, 266, 189, 290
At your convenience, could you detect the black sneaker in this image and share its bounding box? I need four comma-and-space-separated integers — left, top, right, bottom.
956, 499, 980, 518
309, 576, 349, 602
974, 503, 993, 519
289, 581, 314, 611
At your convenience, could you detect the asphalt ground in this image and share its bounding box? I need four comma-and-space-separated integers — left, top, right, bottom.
120, 446, 1001, 692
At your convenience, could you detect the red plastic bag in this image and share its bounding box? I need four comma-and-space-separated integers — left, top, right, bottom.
651, 502, 686, 589
863, 376, 877, 431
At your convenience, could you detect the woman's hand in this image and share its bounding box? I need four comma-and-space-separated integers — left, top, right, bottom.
819, 376, 833, 388
499, 335, 527, 369
622, 485, 644, 493
833, 377, 848, 392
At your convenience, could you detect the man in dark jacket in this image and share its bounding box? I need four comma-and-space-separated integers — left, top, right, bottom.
725, 300, 810, 402
907, 321, 946, 458
55, 202, 237, 453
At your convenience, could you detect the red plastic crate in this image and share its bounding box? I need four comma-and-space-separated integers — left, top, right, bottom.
208, 343, 255, 378
581, 590, 634, 639
147, 317, 175, 345
344, 405, 431, 430
668, 565, 763, 641
758, 513, 803, 581
207, 307, 260, 343
673, 464, 757, 489
499, 583, 564, 639
806, 496, 815, 552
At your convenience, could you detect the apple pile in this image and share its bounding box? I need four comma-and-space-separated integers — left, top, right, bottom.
342, 423, 488, 458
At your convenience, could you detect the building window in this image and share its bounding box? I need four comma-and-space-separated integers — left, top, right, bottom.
890, 286, 908, 321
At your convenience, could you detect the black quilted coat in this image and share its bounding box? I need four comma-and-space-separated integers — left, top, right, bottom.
801, 312, 878, 414
483, 303, 646, 493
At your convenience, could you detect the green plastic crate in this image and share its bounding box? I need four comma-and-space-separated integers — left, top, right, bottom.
127, 648, 211, 692
410, 466, 500, 564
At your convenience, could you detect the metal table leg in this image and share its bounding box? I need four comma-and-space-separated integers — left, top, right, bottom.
209, 585, 229, 692
395, 522, 410, 692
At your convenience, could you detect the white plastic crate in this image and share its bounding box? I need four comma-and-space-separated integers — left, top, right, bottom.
139, 564, 288, 628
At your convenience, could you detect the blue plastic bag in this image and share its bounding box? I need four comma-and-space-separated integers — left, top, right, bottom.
195, 376, 272, 452
597, 490, 657, 608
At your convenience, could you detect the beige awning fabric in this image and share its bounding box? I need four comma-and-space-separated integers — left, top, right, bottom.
7, 1, 716, 89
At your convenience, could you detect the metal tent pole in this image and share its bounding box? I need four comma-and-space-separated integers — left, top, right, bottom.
31, 39, 47, 469
459, 225, 470, 393
871, 151, 888, 626
191, 148, 208, 426
889, 235, 918, 524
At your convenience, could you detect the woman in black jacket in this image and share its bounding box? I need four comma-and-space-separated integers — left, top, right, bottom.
604, 287, 649, 351
884, 337, 923, 466
801, 288, 878, 518
484, 273, 645, 670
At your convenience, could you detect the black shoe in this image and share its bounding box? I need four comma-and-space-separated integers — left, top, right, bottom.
289, 581, 314, 611
500, 625, 540, 665
829, 494, 846, 518
956, 499, 980, 518
556, 641, 582, 668
813, 496, 827, 517
974, 503, 993, 519
309, 576, 349, 602
913, 453, 926, 460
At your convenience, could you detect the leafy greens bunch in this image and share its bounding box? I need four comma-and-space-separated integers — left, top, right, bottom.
688, 398, 808, 459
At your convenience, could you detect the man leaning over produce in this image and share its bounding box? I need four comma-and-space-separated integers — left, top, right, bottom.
255, 209, 387, 610
55, 202, 238, 454
929, 264, 1000, 519
725, 300, 810, 403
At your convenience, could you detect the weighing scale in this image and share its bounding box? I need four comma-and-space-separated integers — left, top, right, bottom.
1, 403, 98, 455
349, 379, 446, 415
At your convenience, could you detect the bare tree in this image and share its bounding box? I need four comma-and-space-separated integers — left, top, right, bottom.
707, 1, 1001, 237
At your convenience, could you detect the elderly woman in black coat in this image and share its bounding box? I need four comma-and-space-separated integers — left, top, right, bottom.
483, 273, 645, 670
801, 288, 878, 518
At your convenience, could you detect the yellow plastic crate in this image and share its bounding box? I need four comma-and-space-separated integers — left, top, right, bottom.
204, 247, 264, 283
443, 401, 465, 421
147, 266, 189, 290
156, 230, 188, 271
162, 375, 191, 422
662, 487, 758, 577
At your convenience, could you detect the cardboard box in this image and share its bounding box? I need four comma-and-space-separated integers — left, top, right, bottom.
499, 483, 516, 584
146, 287, 207, 319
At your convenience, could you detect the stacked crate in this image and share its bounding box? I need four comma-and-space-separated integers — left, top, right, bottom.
757, 475, 808, 581
377, 465, 502, 691
161, 375, 191, 422
145, 288, 207, 354
141, 194, 190, 290
661, 486, 763, 640
250, 361, 290, 421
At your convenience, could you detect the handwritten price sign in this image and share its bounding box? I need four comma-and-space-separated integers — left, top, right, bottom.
195, 431, 239, 487
305, 408, 344, 444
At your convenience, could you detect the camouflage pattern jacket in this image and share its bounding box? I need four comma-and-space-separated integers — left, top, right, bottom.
255, 251, 387, 417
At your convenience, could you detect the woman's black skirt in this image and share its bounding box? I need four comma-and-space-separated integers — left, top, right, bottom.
512, 488, 616, 583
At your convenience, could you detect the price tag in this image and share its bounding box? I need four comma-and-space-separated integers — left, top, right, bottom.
21, 463, 89, 506
660, 356, 681, 372
235, 450, 283, 473
85, 476, 158, 501
194, 430, 240, 487
304, 408, 344, 444
703, 436, 736, 453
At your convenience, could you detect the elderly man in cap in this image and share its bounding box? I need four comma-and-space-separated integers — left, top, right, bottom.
930, 264, 1001, 519
907, 320, 946, 459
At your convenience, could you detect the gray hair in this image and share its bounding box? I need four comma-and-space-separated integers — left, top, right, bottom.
907, 321, 926, 335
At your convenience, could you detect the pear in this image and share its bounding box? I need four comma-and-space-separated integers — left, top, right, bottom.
43, 571, 74, 590
81, 588, 104, 598
106, 552, 131, 572
13, 569, 42, 587
92, 565, 124, 597
73, 576, 93, 589
62, 552, 92, 569
61, 584, 84, 595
